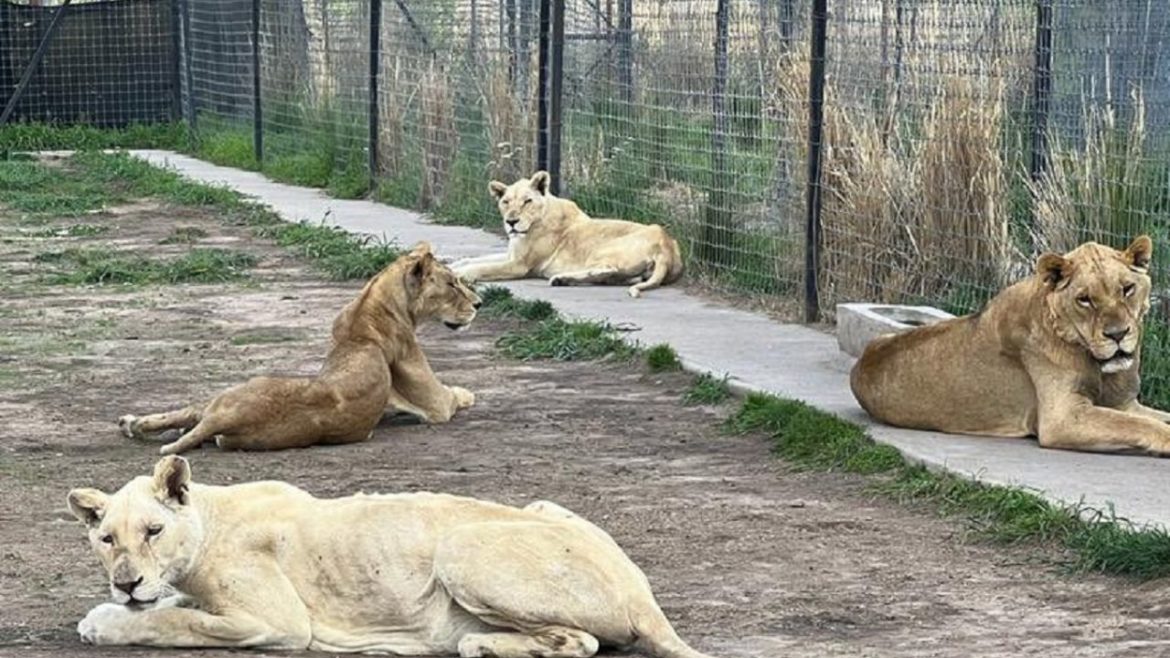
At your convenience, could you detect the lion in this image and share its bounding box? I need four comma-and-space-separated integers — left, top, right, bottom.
117, 242, 479, 455
67, 456, 719, 658
851, 235, 1170, 455
450, 171, 684, 298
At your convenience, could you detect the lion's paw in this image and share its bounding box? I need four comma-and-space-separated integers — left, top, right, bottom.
78, 603, 131, 645
549, 275, 569, 287
627, 286, 642, 298
450, 386, 476, 409
118, 415, 141, 440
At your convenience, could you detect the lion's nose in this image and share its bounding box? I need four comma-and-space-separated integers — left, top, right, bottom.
114, 576, 142, 595
505, 218, 519, 227
473, 300, 483, 310
1105, 326, 1129, 343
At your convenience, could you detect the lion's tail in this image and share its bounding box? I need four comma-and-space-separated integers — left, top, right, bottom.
632, 606, 720, 658
627, 230, 684, 298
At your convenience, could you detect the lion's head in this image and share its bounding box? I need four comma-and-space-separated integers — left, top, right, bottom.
488, 171, 552, 238
403, 242, 481, 330
67, 456, 202, 606
1037, 235, 1153, 374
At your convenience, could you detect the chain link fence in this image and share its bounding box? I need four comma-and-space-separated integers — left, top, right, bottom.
5, 0, 1170, 400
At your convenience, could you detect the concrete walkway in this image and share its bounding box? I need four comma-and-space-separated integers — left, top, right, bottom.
128, 150, 1170, 530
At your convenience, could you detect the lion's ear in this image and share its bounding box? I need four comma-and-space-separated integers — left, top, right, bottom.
1126, 235, 1152, 272
67, 488, 109, 527
1036, 252, 1070, 288
530, 171, 550, 196
406, 252, 435, 295
152, 456, 191, 506
410, 241, 433, 257
488, 181, 507, 199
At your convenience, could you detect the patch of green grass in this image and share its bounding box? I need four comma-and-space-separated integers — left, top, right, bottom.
160, 226, 210, 244
36, 247, 256, 285
727, 390, 1170, 580
249, 220, 400, 280
645, 343, 682, 372
725, 394, 904, 475
478, 286, 557, 321
682, 373, 732, 406
497, 317, 636, 362
30, 223, 110, 238
0, 121, 187, 154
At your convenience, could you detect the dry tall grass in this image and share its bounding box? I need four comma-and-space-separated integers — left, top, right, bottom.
419, 60, 458, 209
768, 54, 1016, 310
1029, 88, 1153, 253
376, 54, 406, 177
480, 57, 537, 183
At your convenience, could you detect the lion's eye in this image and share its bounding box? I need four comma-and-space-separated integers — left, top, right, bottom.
1076, 295, 1093, 308
522, 198, 532, 206
100, 534, 114, 545
1124, 283, 1136, 297
146, 525, 163, 538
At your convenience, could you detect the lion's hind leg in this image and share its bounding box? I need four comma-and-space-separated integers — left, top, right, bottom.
119, 405, 203, 440
549, 262, 649, 288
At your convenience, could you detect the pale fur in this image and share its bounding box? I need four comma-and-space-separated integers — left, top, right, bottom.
451, 171, 684, 298
67, 457, 718, 658
852, 235, 1170, 454
118, 242, 480, 455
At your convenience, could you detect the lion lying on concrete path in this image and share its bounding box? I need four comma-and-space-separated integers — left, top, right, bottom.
118, 242, 479, 455
451, 171, 684, 298
852, 235, 1170, 455
68, 456, 719, 658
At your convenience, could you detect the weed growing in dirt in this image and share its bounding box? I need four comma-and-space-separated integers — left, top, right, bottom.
30, 223, 110, 238
682, 373, 732, 405
0, 121, 187, 154
497, 319, 637, 362
35, 247, 256, 285
725, 391, 1170, 580
478, 286, 556, 321
160, 226, 210, 244
248, 220, 400, 280
646, 344, 682, 372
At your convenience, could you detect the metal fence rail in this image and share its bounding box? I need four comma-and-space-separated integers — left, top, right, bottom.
5, 0, 1170, 403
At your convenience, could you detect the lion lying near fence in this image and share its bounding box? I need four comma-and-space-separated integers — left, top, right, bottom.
852, 235, 1170, 455
68, 456, 718, 658
118, 242, 479, 455
451, 171, 684, 298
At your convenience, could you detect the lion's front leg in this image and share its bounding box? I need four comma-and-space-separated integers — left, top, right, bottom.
454, 258, 531, 283
390, 349, 474, 424
1121, 400, 1170, 424
77, 602, 308, 649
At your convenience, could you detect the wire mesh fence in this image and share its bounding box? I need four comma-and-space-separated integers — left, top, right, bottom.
5, 0, 1170, 400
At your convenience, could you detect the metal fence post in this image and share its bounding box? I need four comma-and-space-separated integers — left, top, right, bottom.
170, 0, 182, 121
547, 0, 564, 194
251, 0, 263, 163
617, 0, 632, 105
368, 0, 382, 181
179, 0, 196, 136
536, 0, 550, 173
700, 0, 732, 269
1029, 0, 1053, 186
804, 0, 828, 323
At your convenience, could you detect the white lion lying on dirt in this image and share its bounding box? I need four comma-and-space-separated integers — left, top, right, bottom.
67, 456, 718, 658
451, 171, 684, 298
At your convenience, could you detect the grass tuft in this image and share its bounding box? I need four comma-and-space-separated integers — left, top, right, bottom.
36, 247, 256, 285
497, 318, 637, 362
248, 220, 399, 280
645, 344, 682, 372
30, 223, 110, 238
682, 373, 732, 406
160, 226, 210, 244
478, 286, 557, 321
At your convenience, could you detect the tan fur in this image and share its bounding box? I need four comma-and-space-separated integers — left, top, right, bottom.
851, 236, 1170, 454
118, 243, 480, 455
67, 457, 718, 658
451, 171, 684, 298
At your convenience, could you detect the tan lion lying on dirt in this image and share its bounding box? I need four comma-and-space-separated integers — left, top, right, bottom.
118, 242, 479, 455
451, 171, 684, 298
852, 235, 1170, 454
67, 456, 718, 658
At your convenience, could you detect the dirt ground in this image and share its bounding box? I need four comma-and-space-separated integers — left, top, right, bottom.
2, 198, 1170, 658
